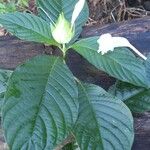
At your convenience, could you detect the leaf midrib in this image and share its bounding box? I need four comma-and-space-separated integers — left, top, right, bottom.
28, 57, 59, 148
73, 44, 147, 86
78, 83, 104, 149
0, 15, 53, 43
73, 44, 138, 72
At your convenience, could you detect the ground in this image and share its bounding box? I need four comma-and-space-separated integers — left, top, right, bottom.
87, 0, 150, 26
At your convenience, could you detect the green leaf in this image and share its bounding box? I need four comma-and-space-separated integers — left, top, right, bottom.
0, 3, 6, 13
0, 69, 12, 111
145, 55, 150, 84
2, 55, 78, 149
0, 12, 57, 45
108, 56, 150, 113
0, 3, 6, 9
74, 83, 134, 150
37, 0, 89, 44
109, 81, 150, 113
72, 37, 149, 88
5, 2, 16, 13
62, 142, 79, 150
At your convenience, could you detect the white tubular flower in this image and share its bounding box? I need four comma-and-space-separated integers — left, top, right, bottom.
97, 33, 147, 60
71, 0, 85, 27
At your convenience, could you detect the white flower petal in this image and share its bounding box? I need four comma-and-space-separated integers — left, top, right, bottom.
113, 36, 147, 60
113, 37, 131, 47
71, 0, 85, 27
97, 33, 114, 55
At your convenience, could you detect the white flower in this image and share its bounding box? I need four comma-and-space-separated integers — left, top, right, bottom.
97, 33, 147, 60
97, 33, 114, 55
71, 0, 85, 27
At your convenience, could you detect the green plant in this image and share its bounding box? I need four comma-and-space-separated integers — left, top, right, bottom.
0, 0, 150, 149
0, 1, 16, 13
0, 0, 29, 13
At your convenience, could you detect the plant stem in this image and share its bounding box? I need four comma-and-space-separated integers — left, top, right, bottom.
62, 43, 66, 59
54, 133, 75, 150
62, 44, 66, 52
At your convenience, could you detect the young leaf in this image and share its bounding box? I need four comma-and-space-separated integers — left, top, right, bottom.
0, 12, 57, 45
2, 56, 78, 149
72, 37, 149, 88
74, 83, 134, 149
37, 0, 89, 44
109, 81, 150, 113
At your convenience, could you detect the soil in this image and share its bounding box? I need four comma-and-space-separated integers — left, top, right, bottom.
87, 0, 150, 26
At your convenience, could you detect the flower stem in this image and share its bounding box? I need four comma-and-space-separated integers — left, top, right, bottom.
129, 44, 147, 60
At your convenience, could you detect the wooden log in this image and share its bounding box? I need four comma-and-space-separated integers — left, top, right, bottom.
133, 112, 150, 150
0, 35, 62, 70
0, 35, 45, 69
0, 17, 150, 149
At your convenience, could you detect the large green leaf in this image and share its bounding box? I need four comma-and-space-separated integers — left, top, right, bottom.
74, 83, 134, 150
108, 56, 150, 113
109, 81, 150, 113
72, 37, 149, 88
2, 55, 78, 149
36, 0, 89, 44
0, 12, 57, 45
0, 69, 12, 111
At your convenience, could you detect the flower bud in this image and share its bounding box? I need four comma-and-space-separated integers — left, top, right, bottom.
51, 13, 74, 44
